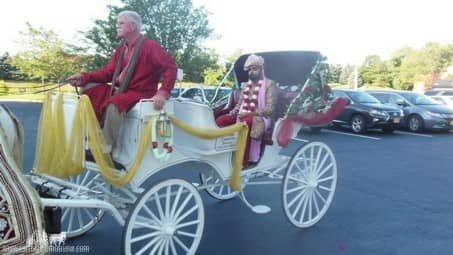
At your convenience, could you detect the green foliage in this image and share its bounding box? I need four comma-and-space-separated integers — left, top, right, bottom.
11, 23, 87, 84
203, 67, 224, 85
359, 55, 391, 87
327, 64, 342, 84
84, 0, 215, 82
0, 53, 19, 80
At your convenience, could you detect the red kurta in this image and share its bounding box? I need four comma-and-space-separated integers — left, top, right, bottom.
81, 38, 177, 123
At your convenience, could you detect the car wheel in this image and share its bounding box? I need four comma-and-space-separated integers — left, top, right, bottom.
408, 115, 424, 132
351, 115, 366, 133
382, 127, 395, 134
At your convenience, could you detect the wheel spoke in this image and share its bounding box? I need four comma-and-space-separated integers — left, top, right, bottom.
287, 189, 306, 208
136, 235, 161, 255
218, 185, 224, 195
133, 221, 161, 231
176, 219, 200, 229
173, 192, 193, 221
149, 238, 164, 255
170, 239, 178, 255
177, 230, 197, 238
176, 204, 198, 225
77, 208, 84, 229
79, 170, 91, 187
153, 192, 165, 219
170, 186, 184, 220
68, 209, 74, 231
318, 185, 332, 192
313, 146, 323, 177
315, 153, 329, 177
318, 175, 335, 183
314, 189, 327, 204
317, 162, 334, 179
61, 208, 70, 222
131, 231, 160, 244
312, 191, 320, 215
291, 190, 308, 219
143, 205, 162, 225
288, 175, 308, 185
173, 236, 190, 253
83, 208, 94, 219
308, 190, 313, 222
286, 184, 307, 195
165, 185, 171, 218
299, 191, 309, 224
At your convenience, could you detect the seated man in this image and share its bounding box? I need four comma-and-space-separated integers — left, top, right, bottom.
67, 10, 177, 156
216, 54, 278, 167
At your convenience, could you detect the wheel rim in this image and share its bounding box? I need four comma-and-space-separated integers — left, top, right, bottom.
62, 169, 105, 238
200, 170, 238, 200
352, 117, 363, 133
282, 142, 337, 228
124, 179, 204, 255
409, 117, 420, 131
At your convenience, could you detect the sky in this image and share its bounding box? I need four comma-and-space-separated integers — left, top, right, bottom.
1, 0, 452, 65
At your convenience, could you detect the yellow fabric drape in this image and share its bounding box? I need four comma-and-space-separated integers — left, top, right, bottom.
169, 116, 248, 191
34, 93, 247, 190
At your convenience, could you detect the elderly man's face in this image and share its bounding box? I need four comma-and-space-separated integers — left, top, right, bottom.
116, 15, 136, 38
247, 65, 263, 82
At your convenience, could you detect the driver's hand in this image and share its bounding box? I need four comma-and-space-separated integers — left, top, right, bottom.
67, 73, 84, 87
152, 93, 165, 110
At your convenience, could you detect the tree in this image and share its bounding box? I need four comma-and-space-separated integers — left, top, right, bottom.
359, 55, 391, 87
85, 0, 214, 82
327, 64, 342, 84
0, 52, 18, 80
12, 23, 86, 84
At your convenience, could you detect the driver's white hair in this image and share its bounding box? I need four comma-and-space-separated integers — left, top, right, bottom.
118, 10, 142, 31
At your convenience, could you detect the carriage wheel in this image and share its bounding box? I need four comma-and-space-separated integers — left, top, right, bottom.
123, 179, 204, 255
282, 141, 337, 228
200, 169, 238, 200
61, 168, 106, 238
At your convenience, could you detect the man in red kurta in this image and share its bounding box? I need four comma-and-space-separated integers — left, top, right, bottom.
68, 10, 177, 153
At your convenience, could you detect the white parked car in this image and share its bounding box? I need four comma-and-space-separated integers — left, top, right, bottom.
178, 85, 232, 106
424, 89, 453, 108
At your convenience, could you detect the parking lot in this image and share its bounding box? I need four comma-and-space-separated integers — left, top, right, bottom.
5, 102, 453, 255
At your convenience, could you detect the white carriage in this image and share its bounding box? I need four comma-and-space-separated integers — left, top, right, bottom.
24, 51, 338, 254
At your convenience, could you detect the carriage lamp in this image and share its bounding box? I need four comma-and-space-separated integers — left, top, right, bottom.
156, 111, 172, 137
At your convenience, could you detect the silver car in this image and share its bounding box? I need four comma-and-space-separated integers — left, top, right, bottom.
368, 90, 453, 132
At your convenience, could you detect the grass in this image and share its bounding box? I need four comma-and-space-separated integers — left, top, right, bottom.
0, 80, 199, 102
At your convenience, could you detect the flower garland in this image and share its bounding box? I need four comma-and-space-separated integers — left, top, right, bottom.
241, 82, 261, 113
150, 115, 173, 161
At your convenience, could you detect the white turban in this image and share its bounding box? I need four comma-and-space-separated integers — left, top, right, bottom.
244, 54, 264, 70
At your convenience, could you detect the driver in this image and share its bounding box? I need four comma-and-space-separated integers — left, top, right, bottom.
67, 10, 177, 156
215, 54, 278, 167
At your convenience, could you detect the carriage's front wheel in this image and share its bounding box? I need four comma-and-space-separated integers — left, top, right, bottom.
123, 179, 205, 255
200, 170, 238, 200
62, 168, 106, 238
282, 141, 337, 228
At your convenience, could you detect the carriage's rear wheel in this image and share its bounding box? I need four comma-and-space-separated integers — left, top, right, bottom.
123, 179, 204, 255
200, 170, 238, 200
61, 168, 106, 238
282, 141, 337, 228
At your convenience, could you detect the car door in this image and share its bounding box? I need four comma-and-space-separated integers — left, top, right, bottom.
332, 90, 350, 123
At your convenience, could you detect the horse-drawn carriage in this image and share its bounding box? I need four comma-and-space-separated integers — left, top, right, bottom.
0, 51, 341, 254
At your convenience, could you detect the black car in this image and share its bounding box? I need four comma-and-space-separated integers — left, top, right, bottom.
332, 89, 404, 133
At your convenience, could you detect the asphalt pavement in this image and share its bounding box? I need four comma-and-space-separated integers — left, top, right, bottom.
3, 101, 453, 255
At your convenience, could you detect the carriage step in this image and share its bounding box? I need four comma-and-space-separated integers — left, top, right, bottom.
29, 174, 101, 199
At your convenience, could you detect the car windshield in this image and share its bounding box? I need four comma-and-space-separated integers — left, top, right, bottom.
204, 88, 231, 102
347, 91, 380, 104
399, 93, 441, 105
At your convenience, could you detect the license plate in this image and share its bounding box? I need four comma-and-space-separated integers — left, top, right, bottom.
393, 118, 400, 123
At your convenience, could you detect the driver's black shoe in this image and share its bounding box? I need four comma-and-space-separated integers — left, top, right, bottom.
85, 150, 95, 162
112, 159, 126, 171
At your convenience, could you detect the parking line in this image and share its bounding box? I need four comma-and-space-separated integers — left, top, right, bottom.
322, 129, 381, 140
394, 131, 434, 138
292, 137, 309, 142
